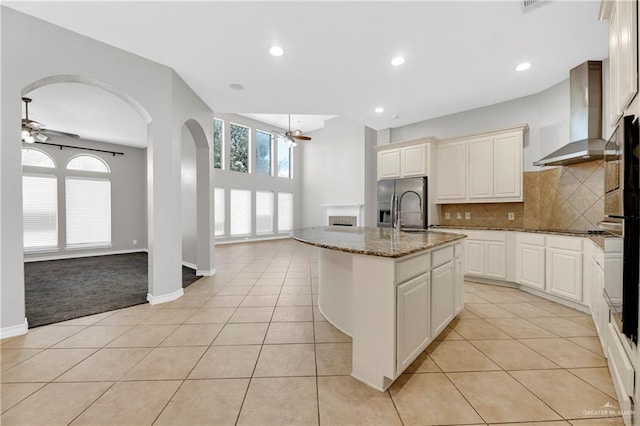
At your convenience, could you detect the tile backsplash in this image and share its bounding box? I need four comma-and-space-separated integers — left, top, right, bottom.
439, 160, 604, 231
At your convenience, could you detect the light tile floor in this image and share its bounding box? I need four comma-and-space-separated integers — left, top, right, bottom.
0, 239, 626, 425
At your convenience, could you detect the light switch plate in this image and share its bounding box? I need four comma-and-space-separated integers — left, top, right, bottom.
508, 212, 515, 220
445, 212, 451, 219
456, 213, 462, 219
465, 212, 471, 220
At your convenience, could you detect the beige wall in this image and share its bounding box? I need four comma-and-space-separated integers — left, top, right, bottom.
440, 160, 604, 231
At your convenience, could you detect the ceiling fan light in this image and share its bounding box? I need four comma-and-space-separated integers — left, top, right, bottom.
24, 134, 35, 144
21, 129, 30, 140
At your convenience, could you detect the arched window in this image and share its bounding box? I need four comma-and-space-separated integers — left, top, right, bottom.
66, 155, 110, 173
22, 148, 55, 168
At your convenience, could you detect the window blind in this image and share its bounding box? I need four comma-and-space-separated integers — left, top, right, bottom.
256, 191, 273, 234
214, 187, 225, 236
278, 192, 293, 232
66, 177, 111, 247
23, 175, 58, 249
230, 189, 251, 236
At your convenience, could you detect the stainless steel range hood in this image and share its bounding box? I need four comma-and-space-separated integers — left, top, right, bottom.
533, 61, 605, 167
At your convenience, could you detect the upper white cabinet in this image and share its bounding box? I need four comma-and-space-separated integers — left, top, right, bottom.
401, 144, 429, 177
601, 0, 638, 125
435, 125, 525, 203
377, 148, 401, 180
376, 138, 435, 181
436, 140, 467, 200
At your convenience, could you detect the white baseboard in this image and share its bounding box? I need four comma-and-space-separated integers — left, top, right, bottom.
196, 268, 216, 277
182, 261, 197, 270
25, 248, 148, 263
147, 288, 184, 305
0, 318, 28, 340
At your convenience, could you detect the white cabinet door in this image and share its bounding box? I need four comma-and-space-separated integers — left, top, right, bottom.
436, 141, 467, 201
617, 0, 638, 114
484, 241, 506, 279
493, 132, 522, 199
431, 261, 455, 336
468, 137, 493, 199
465, 240, 484, 276
454, 257, 464, 315
377, 149, 401, 180
546, 248, 583, 301
516, 243, 545, 290
591, 258, 607, 352
397, 273, 430, 372
401, 144, 428, 177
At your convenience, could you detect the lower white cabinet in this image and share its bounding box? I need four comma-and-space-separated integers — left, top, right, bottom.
464, 239, 506, 280
396, 273, 431, 372
546, 247, 583, 302
431, 261, 455, 336
591, 255, 607, 349
454, 257, 464, 315
516, 233, 546, 290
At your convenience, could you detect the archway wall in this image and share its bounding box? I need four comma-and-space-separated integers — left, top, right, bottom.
1, 7, 215, 335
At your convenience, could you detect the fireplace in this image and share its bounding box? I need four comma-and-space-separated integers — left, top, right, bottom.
322, 204, 363, 227
329, 216, 358, 226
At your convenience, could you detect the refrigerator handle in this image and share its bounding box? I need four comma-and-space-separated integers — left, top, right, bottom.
391, 193, 397, 229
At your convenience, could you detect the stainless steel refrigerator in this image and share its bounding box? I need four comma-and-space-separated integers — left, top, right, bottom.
377, 177, 427, 229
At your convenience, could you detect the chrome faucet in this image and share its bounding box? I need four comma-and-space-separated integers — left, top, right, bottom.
395, 190, 422, 229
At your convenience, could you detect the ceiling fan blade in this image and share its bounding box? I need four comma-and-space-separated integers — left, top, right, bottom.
41, 128, 80, 139
292, 135, 311, 141
23, 119, 45, 129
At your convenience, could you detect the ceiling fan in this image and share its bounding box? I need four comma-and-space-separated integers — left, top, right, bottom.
272, 114, 312, 148
21, 97, 79, 144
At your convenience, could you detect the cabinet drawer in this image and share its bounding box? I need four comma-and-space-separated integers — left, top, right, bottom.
517, 232, 545, 246
397, 252, 430, 284
547, 236, 583, 251
432, 245, 454, 268
454, 243, 463, 258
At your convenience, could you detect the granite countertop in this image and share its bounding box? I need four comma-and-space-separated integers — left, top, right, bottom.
429, 225, 613, 249
292, 227, 466, 258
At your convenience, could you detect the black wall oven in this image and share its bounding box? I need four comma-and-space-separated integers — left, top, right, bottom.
602, 114, 640, 344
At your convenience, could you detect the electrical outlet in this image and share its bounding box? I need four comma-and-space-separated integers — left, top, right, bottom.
508, 212, 515, 220
445, 212, 451, 219
465, 212, 471, 220
456, 213, 462, 219
133, 239, 138, 245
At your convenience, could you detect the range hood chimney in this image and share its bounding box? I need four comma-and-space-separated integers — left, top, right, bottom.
533, 61, 605, 167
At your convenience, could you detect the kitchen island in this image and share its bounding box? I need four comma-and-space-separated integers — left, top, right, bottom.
292, 226, 466, 391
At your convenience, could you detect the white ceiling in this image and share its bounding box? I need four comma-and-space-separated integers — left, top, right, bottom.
239, 114, 337, 134
25, 83, 148, 148
7, 1, 608, 142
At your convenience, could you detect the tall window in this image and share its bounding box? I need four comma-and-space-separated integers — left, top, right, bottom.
65, 155, 112, 248
66, 178, 111, 247
278, 192, 294, 232
230, 189, 251, 235
230, 123, 249, 173
277, 139, 291, 178
256, 191, 273, 234
214, 187, 225, 236
214, 118, 223, 169
23, 174, 58, 250
255, 130, 272, 176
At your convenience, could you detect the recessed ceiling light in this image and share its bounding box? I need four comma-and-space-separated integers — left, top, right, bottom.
229, 83, 245, 90
374, 107, 384, 113
391, 56, 405, 66
515, 62, 531, 71
269, 46, 284, 57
